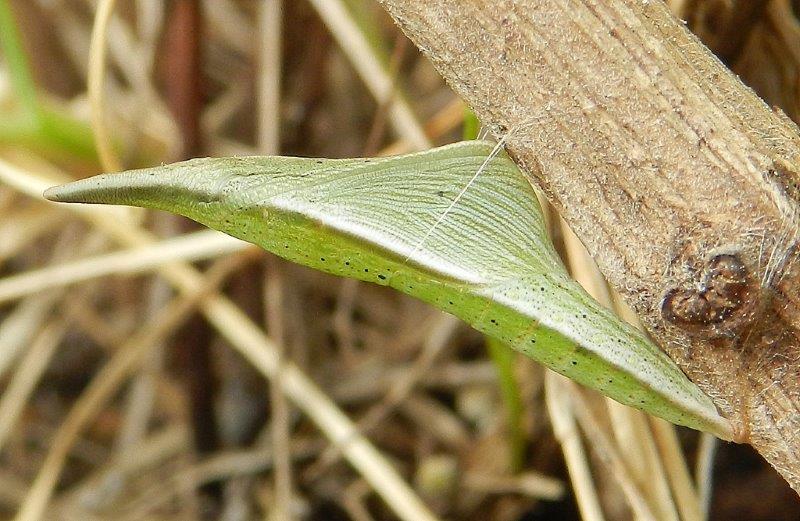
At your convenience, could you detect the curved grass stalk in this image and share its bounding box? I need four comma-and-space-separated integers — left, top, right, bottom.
44, 140, 734, 439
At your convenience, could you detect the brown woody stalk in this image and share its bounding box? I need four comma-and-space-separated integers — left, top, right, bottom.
378, 0, 800, 492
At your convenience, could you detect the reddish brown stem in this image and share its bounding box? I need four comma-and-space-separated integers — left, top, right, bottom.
161, 0, 220, 507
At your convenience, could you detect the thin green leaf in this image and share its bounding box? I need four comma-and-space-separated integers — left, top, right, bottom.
485, 337, 526, 471
0, 1, 97, 161
44, 140, 733, 439
0, 0, 39, 117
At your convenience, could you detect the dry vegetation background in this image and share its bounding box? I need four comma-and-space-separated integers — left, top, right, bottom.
1, 0, 800, 520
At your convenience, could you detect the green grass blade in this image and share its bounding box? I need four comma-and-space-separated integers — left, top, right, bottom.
485, 337, 526, 471
0, 0, 39, 117
44, 140, 733, 439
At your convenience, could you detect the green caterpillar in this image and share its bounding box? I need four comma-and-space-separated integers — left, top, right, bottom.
45, 140, 733, 439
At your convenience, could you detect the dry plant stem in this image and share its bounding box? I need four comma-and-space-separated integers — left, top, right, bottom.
363, 315, 457, 431
220, 479, 255, 521
363, 33, 409, 155
307, 0, 430, 150
265, 259, 294, 521
558, 219, 682, 521
307, 314, 458, 479
258, 0, 282, 155
622, 412, 679, 521
205, 0, 252, 54
87, 0, 121, 172
332, 278, 360, 362
0, 189, 14, 212
84, 0, 161, 101
12, 253, 249, 521
0, 294, 61, 380
0, 230, 247, 303
378, 0, 800, 490
399, 394, 470, 449
160, 4, 224, 493
45, 0, 178, 156
200, 299, 440, 521
66, 288, 128, 347
650, 417, 703, 521
378, 97, 465, 156
259, 4, 293, 518
0, 157, 438, 521
559, 219, 679, 521
162, 0, 204, 158
118, 204, 175, 457
571, 211, 700, 521
568, 387, 657, 521
117, 441, 319, 520
0, 224, 104, 378
545, 372, 605, 521
332, 361, 497, 402
55, 426, 188, 516
0, 472, 26, 508
0, 207, 61, 264
135, 0, 164, 59
695, 433, 717, 520
114, 345, 162, 450
0, 320, 66, 452
613, 294, 703, 521
204, 81, 250, 135
66, 273, 134, 347
74, 0, 181, 158
341, 481, 375, 521
769, 1, 800, 64
461, 471, 564, 500
559, 219, 664, 520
